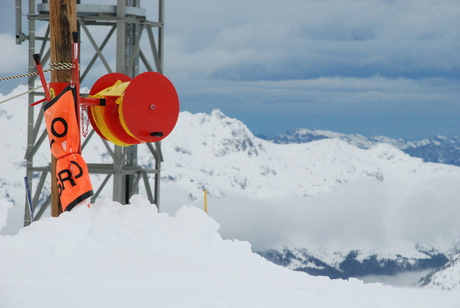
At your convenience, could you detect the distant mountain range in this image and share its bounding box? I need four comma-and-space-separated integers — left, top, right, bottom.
257, 129, 460, 166
258, 245, 450, 281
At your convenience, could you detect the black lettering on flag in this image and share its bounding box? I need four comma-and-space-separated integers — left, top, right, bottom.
70, 160, 83, 179
56, 160, 85, 196
57, 169, 76, 192
51, 117, 68, 138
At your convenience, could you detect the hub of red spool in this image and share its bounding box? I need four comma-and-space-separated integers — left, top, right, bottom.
87, 73, 137, 145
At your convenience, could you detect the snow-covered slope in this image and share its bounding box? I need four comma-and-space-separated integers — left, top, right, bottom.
1, 196, 460, 308
0, 200, 12, 229
0, 85, 35, 204
419, 252, 460, 290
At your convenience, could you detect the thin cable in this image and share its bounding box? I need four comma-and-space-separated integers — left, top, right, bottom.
0, 85, 44, 105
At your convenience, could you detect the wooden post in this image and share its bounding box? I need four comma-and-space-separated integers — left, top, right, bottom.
49, 0, 77, 217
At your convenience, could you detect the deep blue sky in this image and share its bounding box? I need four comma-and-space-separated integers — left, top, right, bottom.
2, 0, 460, 140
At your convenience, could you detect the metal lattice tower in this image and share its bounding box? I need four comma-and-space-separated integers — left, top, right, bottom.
17, 0, 166, 226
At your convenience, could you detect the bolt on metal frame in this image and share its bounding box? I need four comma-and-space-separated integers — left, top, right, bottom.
17, 0, 166, 226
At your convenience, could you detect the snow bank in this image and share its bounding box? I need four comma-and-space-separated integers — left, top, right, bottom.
1, 196, 459, 308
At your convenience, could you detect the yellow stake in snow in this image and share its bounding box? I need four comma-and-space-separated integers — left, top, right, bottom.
204, 190, 208, 214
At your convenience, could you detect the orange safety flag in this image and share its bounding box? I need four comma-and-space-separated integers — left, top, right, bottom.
43, 85, 93, 211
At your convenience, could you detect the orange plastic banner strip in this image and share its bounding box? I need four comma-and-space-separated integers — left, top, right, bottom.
44, 85, 93, 211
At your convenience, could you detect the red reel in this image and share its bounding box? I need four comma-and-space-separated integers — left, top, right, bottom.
87, 72, 179, 146
121, 72, 180, 143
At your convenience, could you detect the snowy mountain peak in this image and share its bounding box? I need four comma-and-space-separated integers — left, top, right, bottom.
210, 108, 226, 119
172, 109, 264, 158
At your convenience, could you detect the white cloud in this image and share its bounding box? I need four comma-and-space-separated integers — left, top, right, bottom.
171, 76, 460, 118
4, 0, 460, 83
161, 0, 460, 81
191, 176, 460, 253
0, 34, 28, 77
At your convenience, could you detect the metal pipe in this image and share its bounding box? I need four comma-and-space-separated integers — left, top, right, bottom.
158, 0, 164, 70
16, 0, 23, 44
25, 0, 36, 227
80, 25, 116, 82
